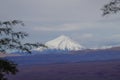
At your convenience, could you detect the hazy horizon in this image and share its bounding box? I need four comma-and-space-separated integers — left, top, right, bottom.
0, 0, 120, 48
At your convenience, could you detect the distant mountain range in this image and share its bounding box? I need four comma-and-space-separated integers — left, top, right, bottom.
35, 35, 119, 52
2, 35, 120, 65
6, 46, 120, 65
5, 35, 120, 56
2, 40, 120, 65
70, 46, 120, 54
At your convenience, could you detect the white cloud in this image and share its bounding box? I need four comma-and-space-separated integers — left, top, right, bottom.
33, 23, 91, 31
111, 34, 120, 38
1, 0, 120, 47
74, 33, 94, 41
81, 33, 93, 39
107, 34, 120, 41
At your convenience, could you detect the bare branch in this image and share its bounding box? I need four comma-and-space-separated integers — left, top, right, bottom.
102, 0, 120, 16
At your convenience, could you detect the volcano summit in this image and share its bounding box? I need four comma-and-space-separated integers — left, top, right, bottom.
36, 35, 84, 51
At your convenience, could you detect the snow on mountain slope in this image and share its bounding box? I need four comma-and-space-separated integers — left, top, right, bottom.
45, 35, 84, 51
90, 46, 113, 50
34, 46, 47, 51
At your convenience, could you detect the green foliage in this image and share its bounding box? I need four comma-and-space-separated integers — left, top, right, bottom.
102, 0, 120, 16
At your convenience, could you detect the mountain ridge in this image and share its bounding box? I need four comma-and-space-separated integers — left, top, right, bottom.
37, 35, 84, 51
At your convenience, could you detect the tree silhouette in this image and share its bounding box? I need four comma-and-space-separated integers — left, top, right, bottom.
0, 59, 18, 80
0, 20, 46, 80
102, 0, 120, 16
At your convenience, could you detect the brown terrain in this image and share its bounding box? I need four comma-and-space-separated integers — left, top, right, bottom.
8, 60, 120, 80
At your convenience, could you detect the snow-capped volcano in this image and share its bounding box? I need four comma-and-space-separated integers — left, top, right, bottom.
45, 35, 84, 51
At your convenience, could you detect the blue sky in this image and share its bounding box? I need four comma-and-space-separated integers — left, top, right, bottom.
0, 0, 120, 48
